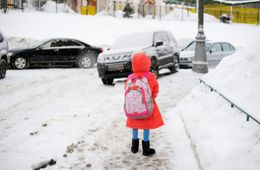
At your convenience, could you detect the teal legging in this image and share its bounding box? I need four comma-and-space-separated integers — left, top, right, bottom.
132, 129, 150, 142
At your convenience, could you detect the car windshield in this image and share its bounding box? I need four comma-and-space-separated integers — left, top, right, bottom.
184, 41, 212, 51
112, 32, 153, 50
31, 39, 49, 48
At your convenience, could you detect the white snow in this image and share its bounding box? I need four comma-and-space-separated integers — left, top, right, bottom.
0, 8, 260, 170
41, 1, 75, 14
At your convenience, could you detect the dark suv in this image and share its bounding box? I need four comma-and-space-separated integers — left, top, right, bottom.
0, 31, 9, 79
97, 31, 179, 84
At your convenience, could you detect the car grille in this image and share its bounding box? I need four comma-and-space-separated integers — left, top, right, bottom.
104, 54, 131, 63
180, 58, 188, 61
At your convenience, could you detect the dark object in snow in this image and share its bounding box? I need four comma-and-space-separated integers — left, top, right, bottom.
63, 154, 67, 158
86, 163, 91, 167
30, 131, 39, 136
0, 31, 9, 79
42, 123, 47, 127
123, 3, 134, 18
97, 30, 179, 85
1, 0, 8, 13
220, 14, 231, 24
142, 140, 156, 156
131, 138, 139, 153
32, 159, 56, 170
9, 38, 103, 69
66, 143, 78, 153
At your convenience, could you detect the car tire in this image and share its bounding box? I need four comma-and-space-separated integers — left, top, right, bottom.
150, 58, 159, 78
169, 54, 179, 73
0, 59, 7, 79
13, 57, 29, 69
101, 78, 114, 85
78, 52, 96, 69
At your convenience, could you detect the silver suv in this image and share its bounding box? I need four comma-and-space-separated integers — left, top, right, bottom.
0, 31, 9, 79
97, 31, 179, 85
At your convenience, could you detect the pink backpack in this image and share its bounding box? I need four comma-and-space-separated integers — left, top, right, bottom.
124, 73, 154, 119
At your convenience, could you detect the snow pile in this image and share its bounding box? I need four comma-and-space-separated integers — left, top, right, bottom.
7, 37, 37, 49
163, 8, 219, 22
1, 11, 259, 49
172, 40, 260, 170
204, 39, 260, 120
41, 0, 75, 13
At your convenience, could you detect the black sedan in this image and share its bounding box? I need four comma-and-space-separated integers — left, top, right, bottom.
8, 38, 103, 69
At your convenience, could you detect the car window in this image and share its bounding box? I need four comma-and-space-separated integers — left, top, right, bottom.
184, 41, 212, 51
211, 43, 222, 52
41, 40, 62, 48
154, 32, 164, 43
61, 40, 82, 47
167, 32, 177, 44
41, 40, 53, 49
51, 40, 63, 47
222, 43, 234, 51
67, 40, 82, 46
161, 32, 170, 43
205, 43, 212, 51
0, 32, 4, 42
184, 41, 196, 51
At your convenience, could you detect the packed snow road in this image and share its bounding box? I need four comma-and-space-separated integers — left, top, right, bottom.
0, 68, 203, 170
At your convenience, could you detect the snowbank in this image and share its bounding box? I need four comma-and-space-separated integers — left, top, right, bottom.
163, 8, 219, 22
172, 40, 260, 170
1, 11, 259, 49
41, 0, 75, 14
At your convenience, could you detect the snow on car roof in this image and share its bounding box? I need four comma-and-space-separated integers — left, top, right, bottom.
111, 31, 154, 50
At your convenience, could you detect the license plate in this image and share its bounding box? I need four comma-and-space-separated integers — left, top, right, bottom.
108, 65, 124, 71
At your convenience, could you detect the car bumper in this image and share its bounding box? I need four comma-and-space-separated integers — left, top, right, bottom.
97, 61, 132, 79
180, 61, 192, 68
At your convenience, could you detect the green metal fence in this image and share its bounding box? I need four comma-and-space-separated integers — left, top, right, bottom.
199, 78, 260, 125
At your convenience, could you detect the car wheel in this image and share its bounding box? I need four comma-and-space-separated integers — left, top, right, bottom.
0, 59, 7, 79
13, 57, 29, 69
101, 78, 114, 85
78, 52, 96, 69
169, 54, 179, 73
150, 58, 159, 78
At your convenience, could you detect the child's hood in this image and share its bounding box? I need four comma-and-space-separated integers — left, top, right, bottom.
132, 53, 151, 73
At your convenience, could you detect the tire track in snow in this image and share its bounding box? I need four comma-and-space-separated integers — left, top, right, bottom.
0, 69, 95, 119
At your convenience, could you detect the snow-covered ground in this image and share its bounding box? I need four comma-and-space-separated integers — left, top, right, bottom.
0, 7, 260, 170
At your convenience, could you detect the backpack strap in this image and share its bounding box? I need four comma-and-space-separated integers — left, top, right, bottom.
128, 73, 136, 81
143, 72, 149, 78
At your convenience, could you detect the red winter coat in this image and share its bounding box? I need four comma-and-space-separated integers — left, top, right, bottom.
125, 53, 164, 129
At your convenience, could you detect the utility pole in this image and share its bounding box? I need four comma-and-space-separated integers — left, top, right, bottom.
192, 0, 208, 73
56, 0, 58, 13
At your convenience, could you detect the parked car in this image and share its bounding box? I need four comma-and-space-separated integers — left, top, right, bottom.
8, 38, 103, 69
0, 31, 9, 79
97, 30, 180, 85
179, 40, 236, 68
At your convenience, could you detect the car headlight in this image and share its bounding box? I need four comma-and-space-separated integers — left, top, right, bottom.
122, 53, 132, 61
97, 54, 105, 63
188, 57, 193, 61
7, 52, 13, 57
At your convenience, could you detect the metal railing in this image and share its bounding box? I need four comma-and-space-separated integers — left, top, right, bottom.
199, 78, 260, 125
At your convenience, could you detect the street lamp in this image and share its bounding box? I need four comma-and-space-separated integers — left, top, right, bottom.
192, 0, 208, 73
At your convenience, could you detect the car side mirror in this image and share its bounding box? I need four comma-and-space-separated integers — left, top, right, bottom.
155, 41, 163, 47
209, 48, 216, 53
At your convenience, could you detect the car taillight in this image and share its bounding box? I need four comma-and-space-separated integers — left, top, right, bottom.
99, 48, 103, 53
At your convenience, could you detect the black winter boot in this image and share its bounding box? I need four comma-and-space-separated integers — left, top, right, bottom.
142, 140, 156, 156
131, 138, 139, 153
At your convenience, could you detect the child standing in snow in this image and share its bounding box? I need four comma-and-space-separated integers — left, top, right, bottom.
125, 52, 164, 156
